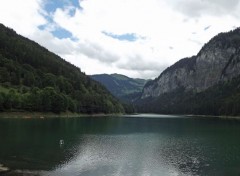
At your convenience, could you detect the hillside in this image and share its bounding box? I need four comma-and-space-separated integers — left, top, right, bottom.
138, 28, 240, 116
0, 24, 124, 114
91, 73, 147, 102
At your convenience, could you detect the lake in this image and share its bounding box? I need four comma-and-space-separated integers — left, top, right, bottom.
1, 114, 240, 176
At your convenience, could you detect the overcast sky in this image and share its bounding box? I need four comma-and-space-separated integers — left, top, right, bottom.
0, 0, 239, 79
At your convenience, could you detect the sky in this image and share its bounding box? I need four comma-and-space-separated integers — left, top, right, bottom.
0, 0, 239, 79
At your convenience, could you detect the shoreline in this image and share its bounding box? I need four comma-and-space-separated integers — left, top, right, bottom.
0, 112, 239, 120
0, 111, 123, 119
185, 114, 240, 120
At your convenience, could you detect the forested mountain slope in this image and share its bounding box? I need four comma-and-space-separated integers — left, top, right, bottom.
138, 27, 240, 116
0, 24, 124, 114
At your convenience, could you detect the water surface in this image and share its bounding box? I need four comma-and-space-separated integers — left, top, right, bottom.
1, 115, 240, 176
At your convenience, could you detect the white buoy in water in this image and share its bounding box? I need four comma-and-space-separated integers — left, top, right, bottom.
59, 139, 64, 145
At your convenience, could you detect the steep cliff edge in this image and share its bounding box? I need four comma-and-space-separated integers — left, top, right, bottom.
142, 28, 240, 99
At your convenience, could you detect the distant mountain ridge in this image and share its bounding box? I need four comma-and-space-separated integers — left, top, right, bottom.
138, 27, 240, 116
91, 73, 147, 102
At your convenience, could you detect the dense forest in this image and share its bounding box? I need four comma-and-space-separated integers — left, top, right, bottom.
0, 24, 124, 114
136, 76, 240, 116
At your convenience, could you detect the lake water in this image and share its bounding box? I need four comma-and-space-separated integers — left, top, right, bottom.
1, 114, 240, 176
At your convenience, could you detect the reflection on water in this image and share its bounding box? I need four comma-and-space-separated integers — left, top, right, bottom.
1, 115, 240, 176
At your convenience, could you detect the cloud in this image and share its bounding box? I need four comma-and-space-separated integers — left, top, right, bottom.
76, 40, 120, 63
31, 29, 76, 55
188, 39, 203, 46
168, 0, 240, 18
48, 0, 240, 79
0, 0, 240, 79
0, 0, 46, 36
117, 55, 167, 72
116, 55, 167, 79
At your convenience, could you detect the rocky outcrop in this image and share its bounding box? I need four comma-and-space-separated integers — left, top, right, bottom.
142, 28, 240, 99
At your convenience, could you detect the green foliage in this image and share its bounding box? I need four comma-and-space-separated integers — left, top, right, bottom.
0, 93, 3, 111
0, 24, 124, 114
0, 67, 10, 83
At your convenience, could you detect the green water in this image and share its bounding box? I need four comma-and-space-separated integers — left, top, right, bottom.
1, 114, 240, 176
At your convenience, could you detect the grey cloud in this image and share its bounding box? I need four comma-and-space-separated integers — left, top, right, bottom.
32, 29, 119, 64
117, 55, 168, 72
168, 0, 240, 18
31, 29, 75, 55
136, 71, 162, 79
77, 41, 119, 63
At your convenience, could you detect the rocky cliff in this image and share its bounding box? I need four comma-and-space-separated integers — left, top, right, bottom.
142, 28, 240, 99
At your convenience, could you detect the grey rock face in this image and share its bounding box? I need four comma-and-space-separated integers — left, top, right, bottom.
142, 28, 240, 99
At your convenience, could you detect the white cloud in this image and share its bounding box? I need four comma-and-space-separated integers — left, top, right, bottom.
0, 0, 46, 36
31, 29, 76, 55
167, 0, 240, 18
0, 0, 240, 79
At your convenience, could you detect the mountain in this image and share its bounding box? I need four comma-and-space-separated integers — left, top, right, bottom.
91, 73, 147, 102
138, 28, 240, 116
0, 23, 124, 114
